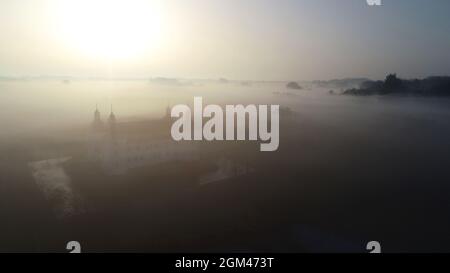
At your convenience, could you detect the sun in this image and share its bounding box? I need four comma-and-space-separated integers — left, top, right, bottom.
55, 0, 164, 61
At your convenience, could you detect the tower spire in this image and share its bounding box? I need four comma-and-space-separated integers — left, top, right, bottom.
109, 104, 116, 120
108, 104, 116, 138
93, 103, 103, 130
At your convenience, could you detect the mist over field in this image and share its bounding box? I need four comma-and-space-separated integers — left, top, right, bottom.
1, 79, 450, 252
1, 79, 449, 136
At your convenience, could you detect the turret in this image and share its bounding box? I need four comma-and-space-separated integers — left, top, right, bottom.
92, 104, 103, 130
108, 105, 117, 137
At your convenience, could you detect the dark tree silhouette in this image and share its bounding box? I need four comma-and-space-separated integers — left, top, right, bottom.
383, 74, 403, 93
286, 82, 302, 90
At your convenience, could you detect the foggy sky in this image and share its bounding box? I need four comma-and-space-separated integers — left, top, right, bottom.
0, 0, 449, 81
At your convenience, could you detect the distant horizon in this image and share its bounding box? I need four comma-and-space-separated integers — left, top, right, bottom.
2, 73, 450, 83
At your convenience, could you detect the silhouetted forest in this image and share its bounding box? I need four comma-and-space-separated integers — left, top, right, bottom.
344, 74, 450, 96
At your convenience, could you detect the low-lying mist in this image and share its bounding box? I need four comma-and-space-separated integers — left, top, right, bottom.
1, 79, 450, 252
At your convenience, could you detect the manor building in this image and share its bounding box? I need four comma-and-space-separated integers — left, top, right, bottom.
89, 106, 198, 175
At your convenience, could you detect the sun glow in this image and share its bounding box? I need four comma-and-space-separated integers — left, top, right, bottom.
55, 0, 165, 61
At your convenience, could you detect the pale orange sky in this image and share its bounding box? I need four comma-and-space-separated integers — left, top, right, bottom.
0, 0, 450, 81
